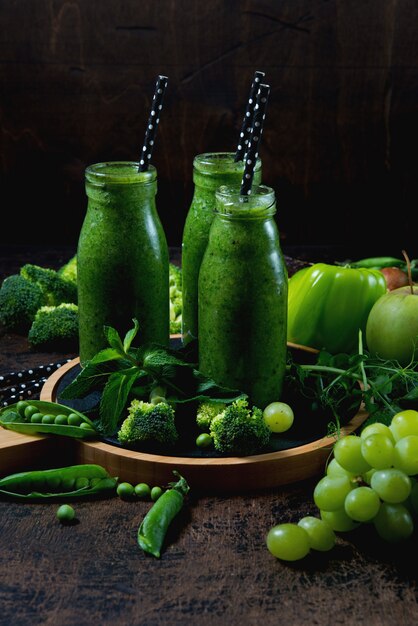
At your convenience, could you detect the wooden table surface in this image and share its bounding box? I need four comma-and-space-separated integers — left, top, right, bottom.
0, 245, 417, 626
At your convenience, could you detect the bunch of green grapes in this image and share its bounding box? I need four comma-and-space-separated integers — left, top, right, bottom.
266, 409, 418, 561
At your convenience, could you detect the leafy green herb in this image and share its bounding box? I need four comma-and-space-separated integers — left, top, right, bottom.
61, 320, 245, 436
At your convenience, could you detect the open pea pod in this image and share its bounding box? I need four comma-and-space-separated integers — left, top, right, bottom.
0, 464, 118, 500
0, 400, 98, 439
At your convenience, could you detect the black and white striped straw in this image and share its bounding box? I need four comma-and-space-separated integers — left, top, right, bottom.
234, 71, 265, 162
240, 83, 270, 196
138, 75, 168, 172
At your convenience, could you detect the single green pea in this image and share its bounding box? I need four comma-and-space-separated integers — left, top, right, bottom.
42, 414, 55, 424
16, 401, 30, 417
74, 476, 90, 490
196, 433, 213, 448
67, 413, 82, 426
56, 504, 75, 523
54, 414, 68, 425
79, 422, 94, 431
30, 412, 44, 423
24, 405, 39, 419
117, 482, 135, 499
61, 476, 76, 491
46, 475, 62, 491
150, 486, 163, 502
134, 483, 151, 498
89, 477, 102, 487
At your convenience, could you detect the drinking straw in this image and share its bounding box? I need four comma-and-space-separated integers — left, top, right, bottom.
240, 83, 270, 196
138, 75, 168, 172
234, 70, 265, 162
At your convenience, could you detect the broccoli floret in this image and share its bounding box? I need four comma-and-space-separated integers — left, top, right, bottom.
58, 254, 77, 285
118, 400, 178, 447
0, 274, 46, 332
196, 400, 227, 432
169, 263, 182, 335
28, 303, 79, 351
21, 263, 77, 306
209, 398, 271, 456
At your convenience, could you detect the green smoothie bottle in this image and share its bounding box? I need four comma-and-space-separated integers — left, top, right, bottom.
181, 153, 261, 344
198, 184, 288, 409
77, 162, 169, 364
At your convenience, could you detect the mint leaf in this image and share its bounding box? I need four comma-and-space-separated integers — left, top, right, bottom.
103, 325, 125, 354
89, 348, 125, 365
123, 319, 140, 353
99, 368, 141, 436
60, 360, 118, 399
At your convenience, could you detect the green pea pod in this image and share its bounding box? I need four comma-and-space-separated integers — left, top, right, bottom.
138, 471, 190, 558
347, 256, 405, 269
0, 400, 97, 439
0, 464, 118, 500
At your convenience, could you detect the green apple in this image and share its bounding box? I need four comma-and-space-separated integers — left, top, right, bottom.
366, 285, 418, 365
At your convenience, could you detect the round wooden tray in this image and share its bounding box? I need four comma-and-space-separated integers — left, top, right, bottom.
40, 356, 368, 493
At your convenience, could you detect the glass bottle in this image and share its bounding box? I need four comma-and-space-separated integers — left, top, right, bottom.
181, 152, 261, 344
77, 162, 169, 364
198, 184, 288, 409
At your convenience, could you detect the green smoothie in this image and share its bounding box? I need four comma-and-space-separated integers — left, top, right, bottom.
198, 185, 288, 409
78, 162, 169, 364
181, 153, 261, 344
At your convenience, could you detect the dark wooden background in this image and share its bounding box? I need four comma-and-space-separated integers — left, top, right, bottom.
1, 1, 417, 256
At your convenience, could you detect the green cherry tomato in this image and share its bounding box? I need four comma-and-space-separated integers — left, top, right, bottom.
56, 504, 75, 523
117, 482, 135, 499
263, 402, 294, 433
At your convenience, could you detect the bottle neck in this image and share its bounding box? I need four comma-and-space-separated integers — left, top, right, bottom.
85, 162, 157, 206
193, 152, 262, 191
215, 184, 276, 221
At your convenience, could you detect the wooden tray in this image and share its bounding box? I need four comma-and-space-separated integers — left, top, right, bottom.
36, 357, 368, 493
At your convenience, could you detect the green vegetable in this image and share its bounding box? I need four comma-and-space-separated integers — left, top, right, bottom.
0, 464, 117, 500
60, 319, 245, 436
196, 400, 226, 431
209, 398, 271, 456
0, 274, 46, 332
116, 482, 135, 499
28, 303, 79, 351
58, 255, 77, 285
0, 400, 97, 439
195, 433, 213, 448
20, 263, 77, 306
56, 504, 76, 523
287, 263, 387, 354
117, 400, 178, 448
169, 263, 182, 334
150, 486, 163, 501
138, 471, 190, 558
343, 255, 418, 279
134, 483, 151, 498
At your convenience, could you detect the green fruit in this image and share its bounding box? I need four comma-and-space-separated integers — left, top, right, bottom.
366, 285, 418, 366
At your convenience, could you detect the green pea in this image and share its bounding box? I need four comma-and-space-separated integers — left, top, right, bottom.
117, 482, 135, 499
61, 476, 76, 491
16, 401, 30, 417
150, 486, 163, 502
196, 433, 213, 448
89, 477, 102, 488
30, 412, 44, 423
24, 405, 39, 419
46, 475, 62, 491
79, 422, 94, 431
42, 414, 55, 424
56, 504, 75, 523
134, 483, 151, 498
54, 414, 68, 425
67, 413, 82, 426
75, 476, 90, 490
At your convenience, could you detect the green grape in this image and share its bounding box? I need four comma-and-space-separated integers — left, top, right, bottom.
360, 434, 394, 470
344, 486, 381, 522
373, 502, 414, 542
393, 435, 418, 476
361, 422, 395, 443
326, 458, 356, 479
333, 435, 371, 475
313, 475, 354, 511
320, 508, 360, 532
263, 402, 294, 433
389, 409, 418, 442
370, 468, 411, 503
266, 523, 310, 561
362, 468, 377, 485
297, 516, 336, 551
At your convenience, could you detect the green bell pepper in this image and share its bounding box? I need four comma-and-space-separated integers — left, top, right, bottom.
287, 263, 387, 354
